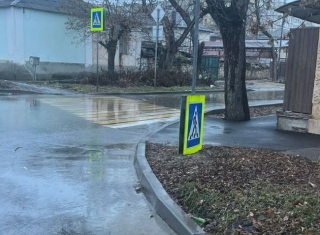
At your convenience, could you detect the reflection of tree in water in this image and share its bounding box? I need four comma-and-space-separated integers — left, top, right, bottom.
88, 150, 105, 180
29, 98, 40, 107
107, 101, 115, 120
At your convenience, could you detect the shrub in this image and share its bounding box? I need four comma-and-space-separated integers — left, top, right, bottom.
81, 68, 196, 87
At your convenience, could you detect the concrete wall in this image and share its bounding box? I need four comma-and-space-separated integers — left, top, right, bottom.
6, 7, 25, 63
175, 28, 212, 54
92, 32, 142, 70
0, 8, 8, 60
218, 65, 270, 80
121, 32, 142, 69
0, 7, 93, 80
23, 9, 86, 64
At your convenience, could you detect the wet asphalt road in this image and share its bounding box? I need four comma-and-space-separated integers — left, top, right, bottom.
0, 85, 285, 235
0, 95, 175, 235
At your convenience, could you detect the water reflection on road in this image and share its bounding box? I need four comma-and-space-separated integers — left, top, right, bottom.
39, 90, 283, 128
40, 96, 180, 128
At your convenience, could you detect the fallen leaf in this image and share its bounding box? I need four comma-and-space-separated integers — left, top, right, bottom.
308, 182, 316, 188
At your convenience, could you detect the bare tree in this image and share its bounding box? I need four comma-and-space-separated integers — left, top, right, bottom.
247, 0, 285, 81
205, 0, 250, 121
63, 0, 147, 72
145, 0, 207, 71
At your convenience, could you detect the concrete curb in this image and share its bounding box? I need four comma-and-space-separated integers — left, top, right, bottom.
89, 89, 259, 96
90, 89, 225, 96
204, 101, 283, 116
134, 143, 205, 235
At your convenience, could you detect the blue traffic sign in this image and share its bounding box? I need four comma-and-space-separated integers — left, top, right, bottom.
181, 95, 205, 155
187, 103, 202, 148
90, 8, 104, 32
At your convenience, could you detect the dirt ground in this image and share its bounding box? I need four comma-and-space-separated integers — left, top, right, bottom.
146, 106, 320, 234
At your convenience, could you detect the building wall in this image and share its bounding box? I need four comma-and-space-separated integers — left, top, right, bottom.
175, 28, 212, 54
0, 8, 8, 60
121, 32, 142, 69
0, 7, 93, 80
23, 8, 86, 64
92, 32, 142, 70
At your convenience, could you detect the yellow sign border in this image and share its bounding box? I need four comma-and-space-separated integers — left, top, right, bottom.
90, 8, 104, 32
183, 95, 205, 155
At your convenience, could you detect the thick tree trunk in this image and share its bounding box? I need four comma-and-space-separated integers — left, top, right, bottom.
158, 50, 175, 70
107, 40, 117, 72
220, 22, 250, 121
159, 16, 176, 71
99, 39, 118, 72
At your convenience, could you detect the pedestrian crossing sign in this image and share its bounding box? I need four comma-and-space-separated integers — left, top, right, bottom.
90, 8, 104, 32
183, 95, 205, 155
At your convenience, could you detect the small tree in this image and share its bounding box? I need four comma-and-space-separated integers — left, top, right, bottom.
205, 0, 250, 121
63, 0, 147, 72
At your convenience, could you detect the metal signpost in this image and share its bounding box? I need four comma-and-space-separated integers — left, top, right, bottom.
179, 0, 205, 155
151, 4, 165, 88
29, 56, 40, 81
90, 8, 105, 92
191, 0, 200, 94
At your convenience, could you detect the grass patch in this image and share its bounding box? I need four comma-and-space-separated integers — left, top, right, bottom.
28, 82, 218, 94
180, 181, 320, 234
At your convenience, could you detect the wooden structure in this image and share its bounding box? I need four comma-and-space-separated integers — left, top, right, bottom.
277, 27, 320, 134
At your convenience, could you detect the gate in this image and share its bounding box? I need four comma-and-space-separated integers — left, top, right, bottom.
201, 56, 219, 80
284, 28, 319, 114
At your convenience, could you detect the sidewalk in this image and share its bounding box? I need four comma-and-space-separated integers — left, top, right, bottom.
150, 101, 320, 161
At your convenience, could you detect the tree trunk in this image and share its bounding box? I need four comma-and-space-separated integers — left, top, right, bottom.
220, 22, 250, 121
158, 16, 176, 71
271, 43, 277, 81
99, 39, 117, 72
107, 40, 117, 72
158, 50, 175, 70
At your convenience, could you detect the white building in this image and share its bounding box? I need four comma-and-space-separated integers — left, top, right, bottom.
0, 0, 93, 80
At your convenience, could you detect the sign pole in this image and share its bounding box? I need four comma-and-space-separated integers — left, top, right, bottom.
191, 0, 200, 94
96, 33, 99, 92
154, 9, 160, 88
90, 8, 105, 92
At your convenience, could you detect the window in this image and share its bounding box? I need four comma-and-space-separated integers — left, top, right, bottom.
119, 37, 129, 55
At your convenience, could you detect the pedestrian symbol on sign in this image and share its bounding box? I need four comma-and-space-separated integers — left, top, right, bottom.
93, 13, 101, 26
188, 106, 199, 140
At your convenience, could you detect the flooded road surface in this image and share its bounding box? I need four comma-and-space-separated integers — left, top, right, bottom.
39, 96, 180, 128
126, 89, 283, 112
0, 95, 175, 235
39, 89, 283, 128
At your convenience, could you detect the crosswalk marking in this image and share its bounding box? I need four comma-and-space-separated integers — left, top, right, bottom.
40, 96, 180, 128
